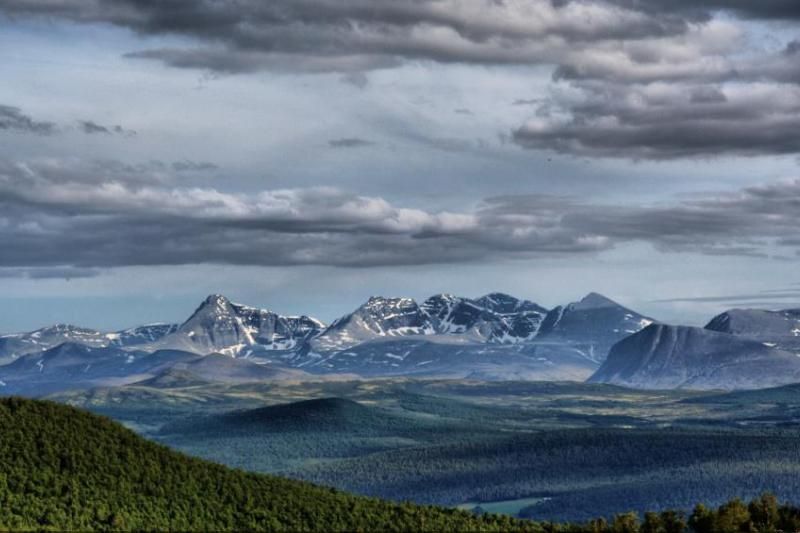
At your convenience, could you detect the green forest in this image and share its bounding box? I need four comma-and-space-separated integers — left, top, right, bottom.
0, 397, 534, 532
2, 396, 800, 532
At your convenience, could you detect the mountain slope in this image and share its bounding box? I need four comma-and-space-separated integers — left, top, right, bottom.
312, 293, 550, 355
536, 293, 655, 362
0, 323, 180, 364
706, 308, 800, 337
310, 297, 433, 353
154, 294, 326, 356
0, 343, 199, 396
303, 337, 598, 381
109, 323, 179, 347
422, 293, 547, 343
0, 324, 110, 364
0, 397, 533, 532
590, 324, 800, 390
0, 292, 656, 386
162, 397, 438, 437
705, 308, 800, 353
152, 353, 309, 384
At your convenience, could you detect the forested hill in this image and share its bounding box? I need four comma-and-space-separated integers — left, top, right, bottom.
0, 397, 533, 532
3, 397, 800, 532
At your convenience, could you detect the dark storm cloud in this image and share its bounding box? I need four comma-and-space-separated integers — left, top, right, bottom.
595, 0, 800, 20
0, 105, 56, 135
0, 0, 693, 73
328, 138, 375, 149
3, 2, 800, 161
513, 81, 800, 159
2, 158, 800, 270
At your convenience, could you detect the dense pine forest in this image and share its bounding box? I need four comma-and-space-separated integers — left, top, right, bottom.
1, 396, 800, 532
0, 397, 533, 531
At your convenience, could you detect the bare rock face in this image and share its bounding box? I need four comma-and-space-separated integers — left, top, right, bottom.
590, 324, 800, 390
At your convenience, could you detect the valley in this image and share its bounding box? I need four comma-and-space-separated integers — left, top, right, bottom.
52, 378, 800, 522
4, 291, 800, 523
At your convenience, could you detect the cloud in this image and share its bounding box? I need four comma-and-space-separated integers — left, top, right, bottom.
0, 105, 138, 139
6, 1, 800, 161
505, 20, 800, 159
0, 105, 56, 135
0, 266, 102, 280
0, 0, 692, 73
2, 157, 800, 271
328, 138, 375, 149
653, 289, 800, 304
512, 99, 543, 106
79, 120, 137, 137
171, 160, 219, 172
596, 0, 800, 20
513, 82, 800, 158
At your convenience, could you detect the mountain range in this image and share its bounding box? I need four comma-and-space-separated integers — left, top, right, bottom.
0, 291, 652, 394
3, 292, 800, 393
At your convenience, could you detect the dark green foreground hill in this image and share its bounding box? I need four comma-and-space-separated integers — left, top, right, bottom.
4, 397, 800, 533
0, 397, 533, 531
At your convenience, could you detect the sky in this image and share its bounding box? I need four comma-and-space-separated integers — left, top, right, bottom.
1, 1, 800, 332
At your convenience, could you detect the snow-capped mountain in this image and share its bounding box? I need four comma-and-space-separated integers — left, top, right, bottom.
309, 293, 549, 354
0, 291, 664, 390
0, 324, 111, 364
153, 294, 327, 357
475, 292, 549, 340
0, 342, 198, 396
421, 293, 547, 343
109, 324, 180, 348
536, 293, 655, 363
589, 324, 800, 390
0, 323, 180, 365
299, 292, 598, 379
0, 341, 305, 396
310, 297, 433, 353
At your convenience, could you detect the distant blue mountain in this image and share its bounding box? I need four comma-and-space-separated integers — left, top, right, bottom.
590, 323, 800, 390
0, 291, 658, 392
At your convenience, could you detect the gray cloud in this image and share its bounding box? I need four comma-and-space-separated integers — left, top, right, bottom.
7, 2, 800, 161
0, 105, 56, 135
0, 0, 692, 74
654, 290, 800, 304
79, 120, 137, 137
171, 160, 219, 172
595, 0, 800, 20
0, 266, 102, 280
0, 105, 140, 139
2, 157, 800, 270
512, 99, 543, 106
328, 138, 375, 149
513, 81, 800, 159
